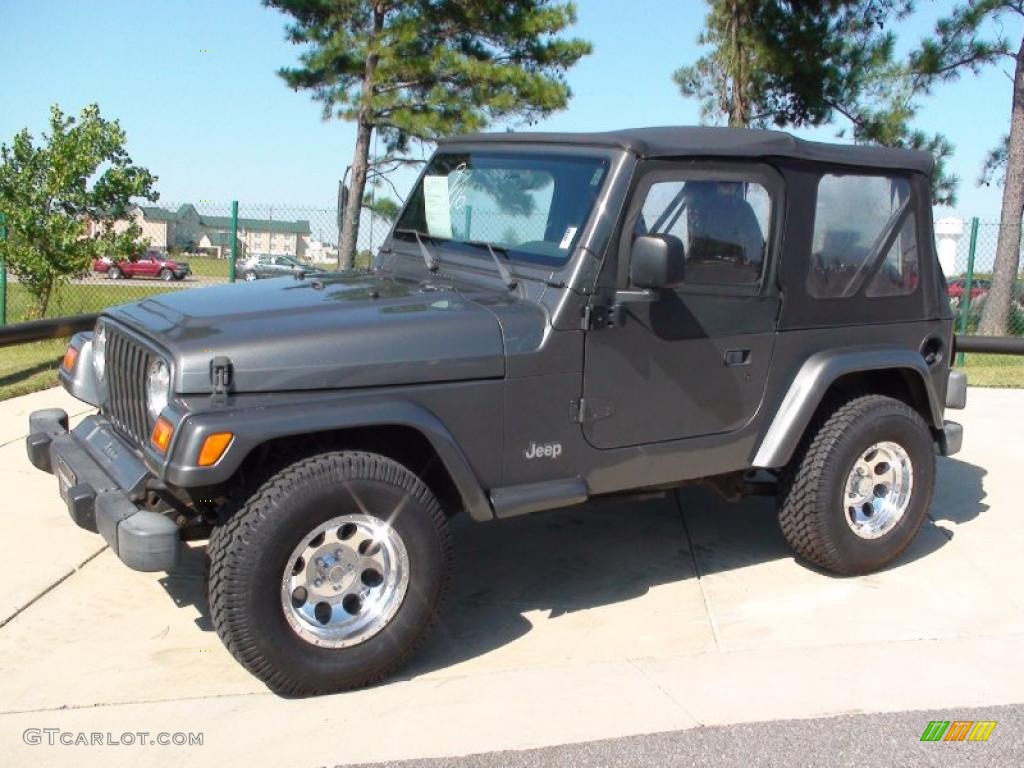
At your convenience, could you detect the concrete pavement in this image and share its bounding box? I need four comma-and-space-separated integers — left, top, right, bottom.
0, 386, 1021, 767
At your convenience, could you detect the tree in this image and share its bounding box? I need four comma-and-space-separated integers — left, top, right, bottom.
674, 2, 910, 127
362, 192, 400, 222
673, 1, 959, 205
266, 0, 591, 268
907, 1, 1023, 334
0, 104, 157, 318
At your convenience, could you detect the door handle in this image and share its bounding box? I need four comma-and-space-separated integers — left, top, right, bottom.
724, 349, 751, 367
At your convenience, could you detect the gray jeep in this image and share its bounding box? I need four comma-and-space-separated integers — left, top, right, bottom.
27, 127, 966, 695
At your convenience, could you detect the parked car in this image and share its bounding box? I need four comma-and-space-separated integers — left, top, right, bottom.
946, 277, 990, 302
93, 251, 191, 281
241, 254, 325, 281
31, 126, 965, 696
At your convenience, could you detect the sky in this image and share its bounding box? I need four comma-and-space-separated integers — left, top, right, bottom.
1, 0, 1020, 220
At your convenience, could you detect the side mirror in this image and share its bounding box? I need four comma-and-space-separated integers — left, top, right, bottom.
629, 234, 685, 289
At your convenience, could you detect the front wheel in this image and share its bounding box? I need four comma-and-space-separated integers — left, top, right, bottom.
243, 270, 258, 282
777, 395, 935, 575
108, 266, 122, 280
160, 268, 173, 281
208, 451, 452, 695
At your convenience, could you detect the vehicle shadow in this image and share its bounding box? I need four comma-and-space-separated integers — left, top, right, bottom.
931, 455, 989, 529
155, 455, 989, 680
157, 544, 214, 632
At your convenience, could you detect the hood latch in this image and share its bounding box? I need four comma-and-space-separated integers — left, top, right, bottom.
210, 356, 233, 399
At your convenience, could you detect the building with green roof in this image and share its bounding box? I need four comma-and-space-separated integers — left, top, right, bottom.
129, 203, 312, 258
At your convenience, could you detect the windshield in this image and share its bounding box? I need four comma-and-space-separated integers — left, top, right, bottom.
394, 150, 609, 267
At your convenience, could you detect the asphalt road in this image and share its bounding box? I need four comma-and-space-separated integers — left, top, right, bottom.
346, 704, 1023, 768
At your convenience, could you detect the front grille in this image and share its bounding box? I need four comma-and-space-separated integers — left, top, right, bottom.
104, 328, 154, 445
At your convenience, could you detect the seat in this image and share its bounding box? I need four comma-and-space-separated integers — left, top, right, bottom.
684, 184, 764, 283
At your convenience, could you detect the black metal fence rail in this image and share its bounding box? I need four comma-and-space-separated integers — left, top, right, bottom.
0, 313, 97, 347
956, 334, 1024, 355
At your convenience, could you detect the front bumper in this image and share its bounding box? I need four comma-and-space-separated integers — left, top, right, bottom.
26, 408, 180, 572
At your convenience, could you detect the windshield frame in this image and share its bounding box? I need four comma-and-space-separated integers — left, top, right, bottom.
390, 145, 621, 272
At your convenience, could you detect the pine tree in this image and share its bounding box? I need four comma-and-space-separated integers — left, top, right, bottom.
673, 1, 959, 205
266, 0, 591, 268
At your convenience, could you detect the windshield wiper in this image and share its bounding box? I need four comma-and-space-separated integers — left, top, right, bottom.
464, 240, 517, 290
394, 228, 439, 273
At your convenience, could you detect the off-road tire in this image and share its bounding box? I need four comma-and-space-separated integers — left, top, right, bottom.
777, 395, 935, 575
208, 451, 452, 695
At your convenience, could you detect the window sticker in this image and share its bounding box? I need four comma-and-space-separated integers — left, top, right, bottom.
448, 164, 472, 211
559, 226, 578, 250
423, 175, 453, 239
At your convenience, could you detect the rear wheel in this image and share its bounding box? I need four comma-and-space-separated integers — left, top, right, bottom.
777, 395, 935, 575
108, 266, 122, 280
208, 451, 452, 695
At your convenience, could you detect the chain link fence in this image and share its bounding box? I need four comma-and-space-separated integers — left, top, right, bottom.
941, 217, 1024, 340
0, 201, 395, 326
939, 216, 1024, 386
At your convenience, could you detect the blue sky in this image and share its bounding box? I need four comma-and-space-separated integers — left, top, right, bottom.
1, 0, 1019, 218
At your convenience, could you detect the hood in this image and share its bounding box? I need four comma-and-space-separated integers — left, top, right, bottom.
106, 272, 507, 394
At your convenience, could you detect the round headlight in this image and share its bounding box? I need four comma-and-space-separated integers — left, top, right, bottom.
92, 323, 106, 380
146, 359, 170, 419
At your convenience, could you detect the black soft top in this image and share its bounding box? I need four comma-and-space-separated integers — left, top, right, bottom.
439, 126, 933, 174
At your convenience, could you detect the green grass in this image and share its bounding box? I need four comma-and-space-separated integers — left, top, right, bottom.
956, 353, 1024, 388
186, 256, 230, 278
0, 339, 65, 400
5, 282, 186, 324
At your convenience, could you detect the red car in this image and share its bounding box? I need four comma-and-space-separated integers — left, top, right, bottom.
93, 252, 191, 281
947, 277, 989, 301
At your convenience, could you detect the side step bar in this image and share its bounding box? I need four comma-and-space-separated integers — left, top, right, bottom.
489, 478, 589, 519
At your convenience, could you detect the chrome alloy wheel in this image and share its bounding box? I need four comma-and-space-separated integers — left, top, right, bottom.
280, 514, 410, 648
843, 441, 914, 540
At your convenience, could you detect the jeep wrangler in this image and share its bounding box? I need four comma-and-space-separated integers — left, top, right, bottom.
27, 126, 966, 695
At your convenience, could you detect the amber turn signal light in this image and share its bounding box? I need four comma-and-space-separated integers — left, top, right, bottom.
197, 432, 233, 467
150, 417, 174, 453
62, 346, 79, 371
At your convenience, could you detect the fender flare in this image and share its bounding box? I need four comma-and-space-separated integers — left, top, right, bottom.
751, 347, 943, 469
161, 397, 494, 521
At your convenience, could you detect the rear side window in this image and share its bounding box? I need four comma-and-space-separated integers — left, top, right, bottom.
638, 179, 771, 285
809, 174, 917, 298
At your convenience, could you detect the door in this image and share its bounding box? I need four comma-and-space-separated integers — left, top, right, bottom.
582, 162, 781, 450
137, 256, 160, 277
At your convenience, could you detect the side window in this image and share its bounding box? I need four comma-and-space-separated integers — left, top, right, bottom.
637, 179, 770, 286
809, 174, 917, 298
866, 215, 919, 297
